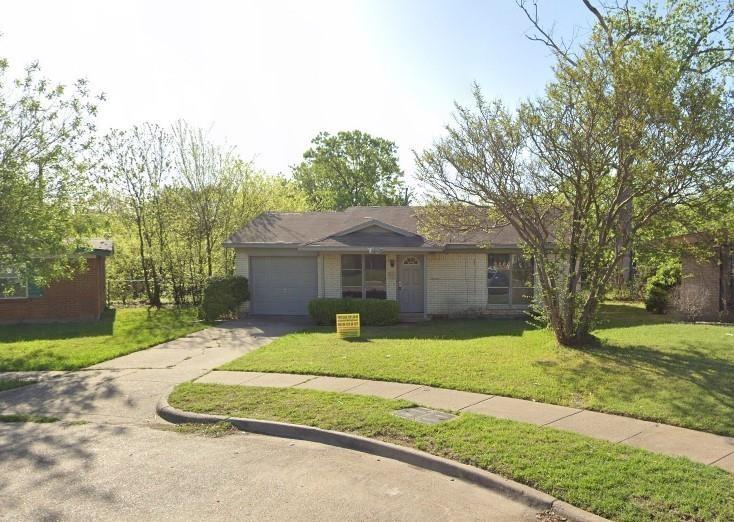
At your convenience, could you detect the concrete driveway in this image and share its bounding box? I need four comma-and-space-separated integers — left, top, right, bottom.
0, 318, 539, 521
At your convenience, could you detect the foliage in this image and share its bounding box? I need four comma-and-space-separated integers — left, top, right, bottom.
171, 383, 734, 522
200, 276, 249, 321
101, 121, 309, 306
644, 259, 682, 313
417, 1, 734, 346
0, 56, 103, 286
222, 302, 734, 436
292, 130, 410, 210
308, 298, 399, 326
0, 307, 206, 371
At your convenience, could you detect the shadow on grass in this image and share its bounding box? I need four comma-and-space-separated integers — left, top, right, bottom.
536, 338, 734, 434
0, 310, 117, 343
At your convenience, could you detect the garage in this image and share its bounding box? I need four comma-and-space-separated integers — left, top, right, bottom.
249, 256, 318, 315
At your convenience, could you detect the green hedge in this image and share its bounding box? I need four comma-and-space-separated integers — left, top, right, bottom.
308, 298, 400, 326
644, 260, 681, 314
200, 276, 249, 321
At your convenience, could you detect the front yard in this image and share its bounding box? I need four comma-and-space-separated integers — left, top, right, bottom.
222, 303, 734, 436
170, 383, 734, 522
0, 307, 207, 371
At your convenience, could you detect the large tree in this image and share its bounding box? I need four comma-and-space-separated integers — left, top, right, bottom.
417, 2, 733, 346
0, 58, 101, 288
519, 0, 734, 287
292, 130, 410, 210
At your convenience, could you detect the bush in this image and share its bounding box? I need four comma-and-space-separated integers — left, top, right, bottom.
200, 276, 249, 321
308, 298, 400, 326
644, 260, 681, 314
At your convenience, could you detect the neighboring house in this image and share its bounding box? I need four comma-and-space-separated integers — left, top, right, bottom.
224, 206, 533, 318
676, 235, 733, 321
0, 239, 114, 324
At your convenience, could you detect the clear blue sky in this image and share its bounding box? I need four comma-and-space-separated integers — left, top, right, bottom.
2, 1, 594, 189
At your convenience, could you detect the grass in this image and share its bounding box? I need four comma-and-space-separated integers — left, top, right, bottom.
154, 421, 238, 438
0, 307, 208, 371
0, 380, 32, 392
0, 413, 59, 423
170, 383, 734, 522
221, 303, 734, 436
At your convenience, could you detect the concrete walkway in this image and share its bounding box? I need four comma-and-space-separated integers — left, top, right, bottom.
196, 370, 734, 473
0, 319, 544, 521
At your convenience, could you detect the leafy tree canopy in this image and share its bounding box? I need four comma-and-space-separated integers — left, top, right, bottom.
292, 130, 410, 210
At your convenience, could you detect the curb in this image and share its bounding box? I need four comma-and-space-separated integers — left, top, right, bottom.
157, 393, 609, 522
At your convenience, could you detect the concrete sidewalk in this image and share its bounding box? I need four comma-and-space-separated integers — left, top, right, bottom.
196, 370, 734, 473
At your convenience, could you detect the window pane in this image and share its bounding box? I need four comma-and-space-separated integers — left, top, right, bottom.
341, 270, 362, 287
341, 254, 362, 270
0, 278, 27, 298
512, 287, 533, 305
488, 269, 511, 288
364, 255, 386, 283
488, 286, 509, 304
342, 287, 362, 299
488, 254, 511, 270
512, 256, 534, 286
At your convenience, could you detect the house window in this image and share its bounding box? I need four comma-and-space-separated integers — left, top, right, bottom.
488, 254, 533, 306
402, 256, 419, 265
0, 270, 28, 299
341, 254, 386, 299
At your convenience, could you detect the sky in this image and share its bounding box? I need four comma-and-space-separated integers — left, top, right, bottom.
2, 0, 593, 190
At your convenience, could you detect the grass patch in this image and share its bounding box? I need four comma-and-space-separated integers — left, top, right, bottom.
0, 413, 59, 423
221, 303, 734, 436
0, 379, 32, 392
170, 383, 734, 522
0, 307, 208, 371
154, 421, 237, 438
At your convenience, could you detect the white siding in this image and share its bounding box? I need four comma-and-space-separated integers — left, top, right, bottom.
386, 254, 397, 301
425, 253, 487, 315
234, 249, 250, 314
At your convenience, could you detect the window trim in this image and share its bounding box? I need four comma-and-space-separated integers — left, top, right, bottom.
487, 253, 533, 308
341, 254, 387, 299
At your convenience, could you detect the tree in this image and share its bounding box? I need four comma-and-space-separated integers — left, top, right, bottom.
0, 58, 101, 287
417, 78, 731, 346
518, 0, 734, 287
292, 130, 410, 210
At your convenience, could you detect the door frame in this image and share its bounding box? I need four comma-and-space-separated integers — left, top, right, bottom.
397, 254, 425, 313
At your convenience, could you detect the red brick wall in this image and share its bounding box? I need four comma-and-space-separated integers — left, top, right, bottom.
0, 257, 107, 324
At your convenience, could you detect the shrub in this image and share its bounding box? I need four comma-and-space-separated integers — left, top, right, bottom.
644, 260, 681, 314
200, 276, 249, 321
308, 298, 400, 326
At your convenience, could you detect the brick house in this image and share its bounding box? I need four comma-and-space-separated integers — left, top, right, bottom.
0, 240, 114, 324
677, 235, 733, 321
225, 206, 533, 319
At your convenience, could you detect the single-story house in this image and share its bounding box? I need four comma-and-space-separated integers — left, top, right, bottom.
676, 235, 733, 321
224, 206, 533, 319
0, 239, 114, 324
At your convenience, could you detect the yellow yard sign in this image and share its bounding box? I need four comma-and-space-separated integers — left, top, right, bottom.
336, 313, 361, 338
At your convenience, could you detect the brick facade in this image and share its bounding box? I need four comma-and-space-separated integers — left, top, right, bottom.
680, 247, 734, 321
0, 257, 107, 324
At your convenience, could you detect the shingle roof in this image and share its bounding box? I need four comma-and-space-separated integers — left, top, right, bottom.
225, 206, 522, 250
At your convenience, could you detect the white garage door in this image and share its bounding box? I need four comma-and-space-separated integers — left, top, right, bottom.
250, 256, 318, 315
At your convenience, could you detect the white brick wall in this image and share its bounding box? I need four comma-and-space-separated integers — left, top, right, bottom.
233, 249, 250, 314
425, 253, 487, 315
386, 254, 397, 301
322, 254, 341, 298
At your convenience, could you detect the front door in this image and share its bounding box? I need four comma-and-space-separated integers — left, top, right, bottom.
398, 255, 424, 313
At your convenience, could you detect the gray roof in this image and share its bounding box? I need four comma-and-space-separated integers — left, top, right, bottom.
225, 206, 521, 251
88, 239, 114, 255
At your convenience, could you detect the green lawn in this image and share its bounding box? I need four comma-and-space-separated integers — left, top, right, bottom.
170, 383, 734, 522
0, 307, 207, 371
221, 303, 734, 436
